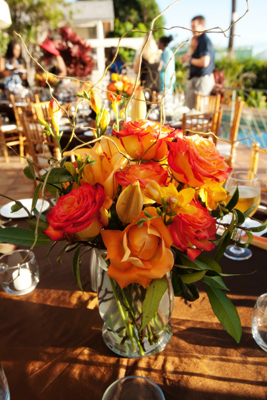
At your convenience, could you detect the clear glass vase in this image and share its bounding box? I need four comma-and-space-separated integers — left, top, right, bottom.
97, 251, 174, 358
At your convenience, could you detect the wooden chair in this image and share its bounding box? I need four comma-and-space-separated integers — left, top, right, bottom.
0, 115, 27, 163
216, 97, 243, 168
29, 101, 51, 120
195, 93, 221, 113
248, 142, 267, 193
182, 110, 221, 140
20, 116, 61, 175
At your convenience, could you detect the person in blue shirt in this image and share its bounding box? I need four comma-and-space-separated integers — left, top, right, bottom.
158, 35, 176, 93
182, 15, 215, 109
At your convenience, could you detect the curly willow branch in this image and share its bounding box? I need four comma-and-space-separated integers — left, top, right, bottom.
9, 0, 252, 251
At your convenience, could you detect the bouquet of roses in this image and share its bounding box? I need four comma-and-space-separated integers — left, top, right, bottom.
0, 90, 263, 357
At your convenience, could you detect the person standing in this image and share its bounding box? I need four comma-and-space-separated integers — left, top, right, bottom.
158, 35, 176, 94
182, 15, 215, 109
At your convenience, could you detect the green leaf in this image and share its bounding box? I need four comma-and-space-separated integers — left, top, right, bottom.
11, 203, 23, 213
202, 275, 229, 291
31, 183, 43, 212
243, 199, 259, 218
226, 187, 239, 211
180, 270, 206, 284
182, 282, 199, 301
64, 162, 76, 177
46, 241, 58, 264
197, 254, 222, 273
41, 168, 73, 184
72, 246, 84, 292
206, 285, 242, 343
0, 227, 51, 246
140, 276, 168, 331
249, 220, 267, 232
214, 231, 231, 262
234, 209, 245, 226
172, 272, 183, 296
44, 183, 62, 197
23, 165, 35, 180
234, 231, 253, 248
56, 243, 70, 264
179, 253, 209, 271
27, 218, 49, 233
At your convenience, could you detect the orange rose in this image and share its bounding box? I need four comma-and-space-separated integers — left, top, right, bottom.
82, 135, 127, 198
44, 183, 107, 241
115, 162, 168, 188
169, 200, 216, 261
168, 135, 232, 187
101, 207, 174, 288
114, 119, 177, 161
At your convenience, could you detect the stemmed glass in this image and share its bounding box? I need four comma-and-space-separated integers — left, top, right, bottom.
224, 171, 261, 260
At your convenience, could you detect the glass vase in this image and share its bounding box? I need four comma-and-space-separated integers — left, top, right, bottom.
97, 251, 174, 358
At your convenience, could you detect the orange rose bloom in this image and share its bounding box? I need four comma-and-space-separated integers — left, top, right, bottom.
114, 119, 177, 161
115, 162, 168, 188
169, 200, 216, 261
101, 207, 174, 289
168, 135, 232, 187
44, 183, 107, 241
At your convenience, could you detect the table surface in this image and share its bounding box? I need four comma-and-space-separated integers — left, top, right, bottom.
1, 216, 267, 400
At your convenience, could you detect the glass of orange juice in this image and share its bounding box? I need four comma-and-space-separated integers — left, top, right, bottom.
224, 171, 261, 260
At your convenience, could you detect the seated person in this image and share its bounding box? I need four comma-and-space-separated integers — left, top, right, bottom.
39, 40, 67, 77
0, 41, 27, 92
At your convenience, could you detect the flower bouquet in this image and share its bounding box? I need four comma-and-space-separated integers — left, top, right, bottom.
0, 89, 265, 358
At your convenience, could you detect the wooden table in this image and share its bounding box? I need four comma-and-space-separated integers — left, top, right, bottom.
0, 218, 267, 400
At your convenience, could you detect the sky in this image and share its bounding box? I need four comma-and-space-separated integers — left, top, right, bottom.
156, 0, 267, 56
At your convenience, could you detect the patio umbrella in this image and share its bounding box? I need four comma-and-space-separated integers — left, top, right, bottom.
0, 0, 12, 29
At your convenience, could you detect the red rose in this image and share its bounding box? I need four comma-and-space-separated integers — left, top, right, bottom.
44, 183, 106, 241
169, 200, 216, 260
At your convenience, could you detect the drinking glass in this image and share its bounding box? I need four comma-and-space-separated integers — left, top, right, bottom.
102, 376, 165, 400
224, 171, 261, 260
0, 364, 10, 400
252, 293, 267, 351
0, 250, 39, 296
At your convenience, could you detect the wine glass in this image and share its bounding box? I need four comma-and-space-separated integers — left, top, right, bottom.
0, 363, 10, 400
224, 171, 261, 260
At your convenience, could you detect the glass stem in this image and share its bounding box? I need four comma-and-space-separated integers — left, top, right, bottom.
232, 227, 245, 254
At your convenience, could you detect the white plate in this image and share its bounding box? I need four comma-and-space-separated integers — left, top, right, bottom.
0, 199, 50, 219
83, 130, 94, 136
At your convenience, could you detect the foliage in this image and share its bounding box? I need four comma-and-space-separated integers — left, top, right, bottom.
6, 0, 65, 44
215, 56, 267, 108
57, 27, 94, 77
106, 0, 165, 63
0, 32, 10, 57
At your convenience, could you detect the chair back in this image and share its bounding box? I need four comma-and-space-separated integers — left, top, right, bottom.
195, 93, 221, 113
249, 142, 267, 192
20, 116, 61, 170
182, 110, 221, 140
29, 101, 51, 120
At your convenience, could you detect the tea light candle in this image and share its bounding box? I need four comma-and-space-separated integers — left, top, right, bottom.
12, 268, 32, 291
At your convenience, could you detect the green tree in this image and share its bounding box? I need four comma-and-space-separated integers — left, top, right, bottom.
112, 0, 165, 40
6, 0, 66, 83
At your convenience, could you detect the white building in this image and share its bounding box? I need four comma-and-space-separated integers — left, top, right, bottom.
65, 1, 143, 80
